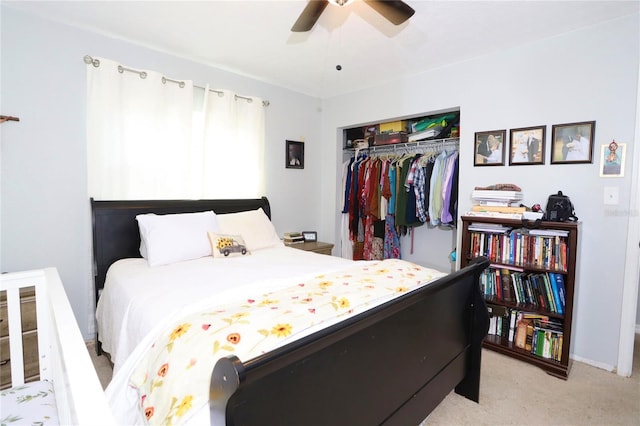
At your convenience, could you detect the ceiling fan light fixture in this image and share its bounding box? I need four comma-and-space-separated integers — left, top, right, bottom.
328, 0, 354, 6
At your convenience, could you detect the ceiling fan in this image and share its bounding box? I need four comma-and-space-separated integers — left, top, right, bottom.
291, 0, 415, 32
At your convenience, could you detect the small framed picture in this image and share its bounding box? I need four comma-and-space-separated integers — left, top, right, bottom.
474, 130, 506, 166
286, 140, 304, 169
302, 231, 317, 242
509, 126, 545, 165
600, 141, 626, 177
550, 121, 596, 164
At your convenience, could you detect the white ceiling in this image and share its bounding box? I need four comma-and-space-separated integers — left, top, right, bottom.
5, 1, 639, 98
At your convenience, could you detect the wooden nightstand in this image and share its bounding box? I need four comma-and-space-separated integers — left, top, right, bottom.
288, 241, 334, 255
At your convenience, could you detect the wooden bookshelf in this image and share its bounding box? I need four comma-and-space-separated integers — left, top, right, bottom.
460, 216, 580, 379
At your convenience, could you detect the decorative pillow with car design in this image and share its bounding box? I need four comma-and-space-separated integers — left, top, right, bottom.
207, 233, 250, 258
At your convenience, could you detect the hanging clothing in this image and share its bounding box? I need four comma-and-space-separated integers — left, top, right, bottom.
340, 159, 355, 259
440, 151, 459, 225
340, 142, 459, 261
428, 150, 447, 226
395, 156, 412, 228
384, 214, 401, 259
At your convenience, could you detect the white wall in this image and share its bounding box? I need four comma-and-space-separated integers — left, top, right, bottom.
0, 7, 322, 338
321, 15, 639, 370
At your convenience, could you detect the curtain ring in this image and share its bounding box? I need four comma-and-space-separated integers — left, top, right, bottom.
83, 55, 100, 67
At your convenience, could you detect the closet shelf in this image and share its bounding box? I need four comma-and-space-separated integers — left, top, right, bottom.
344, 137, 459, 155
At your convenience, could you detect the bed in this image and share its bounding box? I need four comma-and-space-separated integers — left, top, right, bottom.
0, 268, 115, 425
91, 197, 490, 425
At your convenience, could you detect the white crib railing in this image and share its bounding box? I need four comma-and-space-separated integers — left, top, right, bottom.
1, 268, 115, 425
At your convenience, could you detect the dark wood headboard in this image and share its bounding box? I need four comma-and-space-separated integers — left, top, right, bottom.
90, 197, 271, 305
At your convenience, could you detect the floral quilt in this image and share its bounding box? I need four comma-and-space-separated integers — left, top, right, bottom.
129, 258, 445, 425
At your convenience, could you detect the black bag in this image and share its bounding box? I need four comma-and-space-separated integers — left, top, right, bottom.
545, 191, 578, 222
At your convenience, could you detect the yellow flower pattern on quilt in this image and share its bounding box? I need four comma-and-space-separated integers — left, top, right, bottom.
130, 259, 445, 425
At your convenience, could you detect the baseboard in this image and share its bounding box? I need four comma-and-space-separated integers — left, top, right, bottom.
572, 328, 639, 375
570, 354, 616, 373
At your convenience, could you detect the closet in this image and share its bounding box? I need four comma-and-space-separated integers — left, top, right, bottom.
340, 110, 460, 271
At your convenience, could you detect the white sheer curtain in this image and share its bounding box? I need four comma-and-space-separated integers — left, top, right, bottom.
201, 88, 265, 198
86, 57, 265, 200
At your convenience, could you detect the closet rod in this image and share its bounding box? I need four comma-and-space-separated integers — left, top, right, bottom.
365, 137, 459, 155
83, 55, 270, 107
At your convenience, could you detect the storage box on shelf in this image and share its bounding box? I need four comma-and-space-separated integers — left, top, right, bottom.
342, 111, 460, 152
379, 120, 408, 133
460, 216, 580, 379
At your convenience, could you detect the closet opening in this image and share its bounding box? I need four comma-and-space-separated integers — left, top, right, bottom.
339, 108, 461, 272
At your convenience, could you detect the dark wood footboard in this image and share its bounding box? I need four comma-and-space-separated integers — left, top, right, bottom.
210, 257, 490, 425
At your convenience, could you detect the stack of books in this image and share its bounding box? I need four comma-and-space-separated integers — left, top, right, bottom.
283, 232, 304, 245
467, 189, 525, 219
471, 189, 524, 204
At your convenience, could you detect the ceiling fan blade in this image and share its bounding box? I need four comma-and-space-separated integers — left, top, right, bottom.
363, 0, 415, 25
291, 0, 330, 32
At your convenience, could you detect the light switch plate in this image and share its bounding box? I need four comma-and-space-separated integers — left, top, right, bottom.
604, 186, 619, 205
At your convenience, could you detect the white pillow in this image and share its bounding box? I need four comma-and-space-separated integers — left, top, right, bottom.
216, 208, 283, 252
136, 210, 220, 266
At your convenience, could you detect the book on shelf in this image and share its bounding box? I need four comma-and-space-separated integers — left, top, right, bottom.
551, 273, 566, 313
476, 200, 522, 207
541, 274, 557, 313
531, 319, 564, 361
514, 316, 531, 349
470, 227, 569, 272
464, 211, 523, 219
494, 308, 564, 360
528, 228, 570, 237
468, 223, 511, 233
499, 268, 516, 304
471, 189, 524, 200
283, 232, 305, 244
284, 239, 304, 244
471, 205, 526, 213
508, 309, 517, 342
481, 268, 565, 315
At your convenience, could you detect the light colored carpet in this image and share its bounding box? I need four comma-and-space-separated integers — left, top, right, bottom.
88, 335, 640, 425
426, 339, 640, 425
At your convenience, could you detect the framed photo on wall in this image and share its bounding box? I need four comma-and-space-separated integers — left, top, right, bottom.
474, 130, 506, 166
508, 125, 545, 165
599, 141, 626, 177
550, 121, 596, 164
286, 140, 304, 169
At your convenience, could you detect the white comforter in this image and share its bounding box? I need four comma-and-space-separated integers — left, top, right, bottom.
100, 249, 446, 425
96, 246, 354, 372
